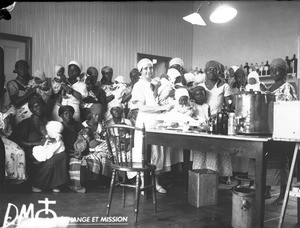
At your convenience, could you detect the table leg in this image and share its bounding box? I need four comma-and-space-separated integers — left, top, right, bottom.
278, 143, 299, 228
254, 146, 267, 228
144, 144, 152, 199
298, 151, 300, 225
183, 149, 191, 192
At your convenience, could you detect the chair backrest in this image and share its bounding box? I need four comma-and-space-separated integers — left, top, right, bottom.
105, 124, 146, 167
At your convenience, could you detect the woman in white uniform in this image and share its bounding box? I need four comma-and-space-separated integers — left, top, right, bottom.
131, 58, 173, 194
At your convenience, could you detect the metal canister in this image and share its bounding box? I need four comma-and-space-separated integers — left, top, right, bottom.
232, 187, 255, 228
235, 91, 275, 135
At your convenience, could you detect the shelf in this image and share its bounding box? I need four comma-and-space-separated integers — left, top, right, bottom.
259, 73, 296, 78
259, 73, 297, 87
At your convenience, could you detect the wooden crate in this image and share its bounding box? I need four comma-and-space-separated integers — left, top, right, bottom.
188, 169, 218, 208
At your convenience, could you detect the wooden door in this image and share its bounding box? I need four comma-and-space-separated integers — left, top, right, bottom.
0, 33, 32, 85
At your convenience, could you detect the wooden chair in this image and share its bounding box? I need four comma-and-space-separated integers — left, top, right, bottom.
105, 124, 157, 224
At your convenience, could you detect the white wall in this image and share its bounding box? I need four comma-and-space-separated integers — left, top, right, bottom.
192, 1, 300, 69
0, 1, 194, 82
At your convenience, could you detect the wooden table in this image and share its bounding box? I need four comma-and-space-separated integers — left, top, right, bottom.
145, 129, 298, 228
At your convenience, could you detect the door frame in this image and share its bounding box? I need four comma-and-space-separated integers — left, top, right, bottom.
137, 53, 172, 78
0, 33, 32, 75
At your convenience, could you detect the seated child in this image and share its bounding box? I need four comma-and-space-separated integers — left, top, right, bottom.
51, 64, 68, 105
171, 87, 194, 117
32, 121, 65, 162
191, 86, 210, 126
157, 73, 175, 105
245, 71, 267, 92
106, 103, 133, 126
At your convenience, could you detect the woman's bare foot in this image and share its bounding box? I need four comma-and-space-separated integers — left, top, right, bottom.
272, 195, 284, 206
226, 176, 231, 185
265, 191, 272, 200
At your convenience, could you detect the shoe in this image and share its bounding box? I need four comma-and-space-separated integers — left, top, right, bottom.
52, 188, 60, 193
32, 186, 42, 193
69, 185, 86, 193
156, 185, 167, 194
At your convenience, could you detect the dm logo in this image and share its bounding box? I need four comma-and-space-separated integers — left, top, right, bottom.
0, 0, 16, 20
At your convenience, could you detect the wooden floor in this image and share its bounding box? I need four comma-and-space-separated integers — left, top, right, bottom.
0, 172, 299, 228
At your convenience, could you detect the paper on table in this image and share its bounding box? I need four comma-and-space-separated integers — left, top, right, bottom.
156, 112, 199, 126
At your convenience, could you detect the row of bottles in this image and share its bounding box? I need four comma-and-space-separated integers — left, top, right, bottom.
194, 54, 297, 78
243, 62, 270, 76
243, 54, 297, 76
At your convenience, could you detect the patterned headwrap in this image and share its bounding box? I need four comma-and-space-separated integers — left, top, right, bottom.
137, 58, 153, 72
90, 103, 104, 115
270, 58, 288, 71
204, 60, 221, 72
191, 85, 206, 100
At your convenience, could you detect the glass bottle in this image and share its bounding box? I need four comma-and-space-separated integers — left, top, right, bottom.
243, 62, 250, 75
259, 62, 264, 76
255, 63, 259, 73
291, 54, 298, 74
249, 63, 254, 73
264, 61, 270, 75
227, 100, 236, 135
285, 56, 291, 73
216, 105, 228, 135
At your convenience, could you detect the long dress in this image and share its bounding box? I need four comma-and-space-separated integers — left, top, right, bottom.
0, 98, 27, 182
192, 81, 233, 176
128, 78, 172, 179
6, 79, 32, 124
17, 117, 67, 190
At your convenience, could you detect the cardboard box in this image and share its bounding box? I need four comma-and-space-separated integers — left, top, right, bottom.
188, 169, 218, 208
273, 101, 300, 140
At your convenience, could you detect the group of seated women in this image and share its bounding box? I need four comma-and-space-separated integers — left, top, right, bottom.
0, 57, 297, 202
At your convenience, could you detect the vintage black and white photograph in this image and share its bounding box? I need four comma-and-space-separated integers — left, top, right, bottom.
0, 1, 300, 227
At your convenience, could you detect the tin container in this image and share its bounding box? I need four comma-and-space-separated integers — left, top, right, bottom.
235, 91, 275, 135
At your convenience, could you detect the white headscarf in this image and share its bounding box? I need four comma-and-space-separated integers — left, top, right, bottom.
167, 68, 181, 84
170, 57, 184, 68
114, 75, 125, 84
54, 64, 64, 76
193, 73, 206, 86
68, 60, 83, 72
230, 65, 239, 73
246, 71, 261, 91
33, 70, 46, 81
137, 58, 153, 72
184, 72, 195, 83
175, 88, 189, 102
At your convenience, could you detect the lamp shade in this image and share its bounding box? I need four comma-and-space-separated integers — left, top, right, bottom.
210, 5, 237, 24
183, 12, 206, 26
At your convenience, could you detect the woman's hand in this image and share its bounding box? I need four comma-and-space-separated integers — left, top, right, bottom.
61, 84, 73, 94
27, 86, 36, 95
163, 104, 174, 112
